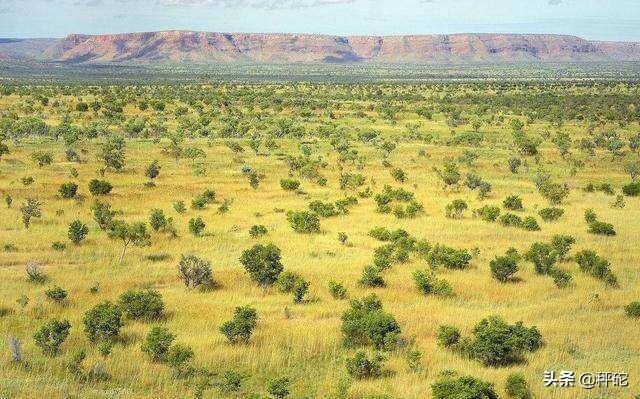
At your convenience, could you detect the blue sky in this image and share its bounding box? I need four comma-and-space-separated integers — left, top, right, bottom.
1, 0, 638, 41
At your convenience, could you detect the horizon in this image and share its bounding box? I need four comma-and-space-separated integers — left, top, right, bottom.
1, 0, 639, 41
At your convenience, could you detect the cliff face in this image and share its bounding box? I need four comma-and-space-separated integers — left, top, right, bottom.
3, 31, 640, 64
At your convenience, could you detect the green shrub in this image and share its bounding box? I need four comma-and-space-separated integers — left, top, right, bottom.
432, 374, 498, 399
220, 305, 258, 344
624, 302, 640, 318
346, 351, 385, 379
465, 316, 542, 366
88, 179, 113, 196
218, 370, 245, 393
519, 216, 540, 231
436, 325, 461, 348
249, 224, 268, 238
503, 195, 523, 211
474, 205, 500, 222
490, 248, 520, 282
341, 294, 401, 350
549, 268, 572, 288
413, 270, 453, 296
588, 220, 616, 236
34, 319, 71, 356
622, 182, 640, 196
539, 207, 564, 222
369, 227, 392, 241
91, 200, 116, 230
575, 250, 617, 287
58, 182, 78, 199
141, 326, 174, 362
550, 234, 575, 260
83, 301, 123, 343
166, 343, 194, 373
524, 242, 557, 275
178, 255, 214, 289
391, 167, 406, 183
287, 210, 320, 233
425, 244, 472, 270
505, 373, 532, 399
188, 217, 206, 236
308, 200, 339, 217
445, 199, 468, 219
266, 377, 291, 399
173, 200, 186, 214
45, 286, 68, 303
328, 281, 347, 299
68, 220, 88, 245
280, 179, 300, 191
118, 289, 164, 321
499, 213, 522, 228
240, 243, 284, 287
145, 161, 161, 180
360, 265, 385, 287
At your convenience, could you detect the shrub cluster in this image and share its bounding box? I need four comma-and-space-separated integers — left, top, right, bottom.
341, 294, 401, 350
584, 209, 616, 236
220, 306, 258, 344
575, 250, 617, 287
413, 270, 453, 296
286, 210, 320, 233
374, 185, 423, 219
432, 373, 498, 399
489, 248, 520, 282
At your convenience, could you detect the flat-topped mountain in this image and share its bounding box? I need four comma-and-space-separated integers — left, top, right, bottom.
2, 31, 640, 64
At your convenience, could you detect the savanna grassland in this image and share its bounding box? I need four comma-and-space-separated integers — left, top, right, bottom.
0, 81, 639, 399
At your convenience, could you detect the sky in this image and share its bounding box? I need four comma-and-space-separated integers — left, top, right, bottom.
0, 0, 638, 41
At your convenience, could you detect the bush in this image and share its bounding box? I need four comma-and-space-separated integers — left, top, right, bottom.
490, 248, 520, 282
575, 250, 617, 287
145, 161, 161, 180
503, 195, 523, 211
219, 370, 245, 393
391, 167, 406, 183
436, 325, 461, 348
539, 207, 564, 222
118, 289, 164, 320
249, 224, 268, 238
519, 216, 540, 231
286, 210, 320, 233
240, 243, 284, 287
346, 351, 384, 379
624, 302, 640, 318
369, 226, 391, 241
445, 199, 467, 219
26, 261, 46, 283
141, 326, 174, 362
550, 268, 573, 288
280, 179, 300, 191
425, 244, 472, 270
474, 205, 500, 222
341, 294, 401, 350
308, 200, 339, 217
622, 182, 640, 196
524, 242, 557, 275
413, 270, 453, 296
68, 220, 89, 245
432, 374, 498, 399
83, 301, 123, 342
58, 182, 78, 199
34, 319, 71, 356
45, 286, 68, 303
178, 255, 214, 289
550, 234, 575, 260
220, 305, 258, 344
505, 373, 532, 399
166, 343, 194, 373
188, 217, 206, 236
588, 220, 616, 236
328, 281, 347, 299
360, 265, 385, 287
91, 200, 116, 230
276, 271, 310, 303
266, 377, 291, 399
499, 213, 522, 228
466, 316, 542, 366
88, 179, 113, 196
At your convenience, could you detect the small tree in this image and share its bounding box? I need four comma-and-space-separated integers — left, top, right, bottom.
145, 160, 161, 180
20, 198, 42, 228
83, 301, 123, 343
119, 289, 164, 320
100, 135, 126, 171
286, 210, 320, 233
107, 220, 151, 264
266, 377, 291, 399
34, 319, 71, 356
220, 305, 258, 344
88, 179, 113, 196
141, 326, 174, 362
240, 244, 284, 287
188, 217, 206, 236
68, 220, 88, 245
91, 200, 116, 230
58, 182, 78, 199
490, 249, 520, 282
178, 255, 214, 289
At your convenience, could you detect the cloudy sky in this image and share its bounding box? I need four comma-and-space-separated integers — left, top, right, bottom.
1, 0, 638, 41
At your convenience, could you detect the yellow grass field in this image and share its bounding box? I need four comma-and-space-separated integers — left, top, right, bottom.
0, 83, 639, 399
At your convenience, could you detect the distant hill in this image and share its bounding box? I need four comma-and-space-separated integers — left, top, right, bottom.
2, 31, 640, 64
